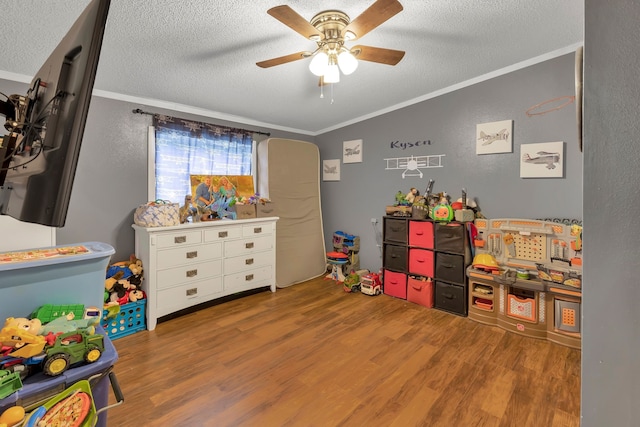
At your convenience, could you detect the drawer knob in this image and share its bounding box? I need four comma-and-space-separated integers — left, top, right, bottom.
186, 269, 198, 277
219, 231, 228, 238
253, 227, 262, 233
245, 242, 254, 249
186, 251, 198, 259
186, 287, 198, 296
174, 236, 187, 244
245, 258, 254, 265
245, 274, 254, 281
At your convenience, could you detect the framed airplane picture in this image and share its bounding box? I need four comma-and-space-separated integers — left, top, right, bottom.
343, 139, 363, 163
476, 120, 513, 154
520, 141, 564, 178
323, 159, 340, 181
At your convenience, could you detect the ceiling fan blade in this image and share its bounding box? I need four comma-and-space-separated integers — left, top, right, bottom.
352, 45, 405, 65
267, 5, 322, 40
256, 51, 310, 68
343, 0, 403, 40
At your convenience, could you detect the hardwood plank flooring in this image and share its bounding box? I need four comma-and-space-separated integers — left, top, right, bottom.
106, 276, 580, 426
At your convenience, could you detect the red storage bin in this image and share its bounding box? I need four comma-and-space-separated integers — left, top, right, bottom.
384, 269, 407, 299
409, 248, 434, 276
409, 221, 434, 249
407, 276, 434, 308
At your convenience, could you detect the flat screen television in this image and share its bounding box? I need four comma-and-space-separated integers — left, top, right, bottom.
0, 0, 111, 227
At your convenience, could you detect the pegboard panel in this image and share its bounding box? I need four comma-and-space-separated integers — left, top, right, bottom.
504, 232, 546, 261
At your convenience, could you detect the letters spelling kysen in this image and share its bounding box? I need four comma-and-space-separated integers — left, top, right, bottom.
390, 140, 431, 150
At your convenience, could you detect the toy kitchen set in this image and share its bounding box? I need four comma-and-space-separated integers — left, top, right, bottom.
467, 218, 583, 349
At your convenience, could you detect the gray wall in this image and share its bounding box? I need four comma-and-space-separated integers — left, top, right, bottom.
582, 0, 640, 425
0, 78, 310, 262
315, 53, 582, 273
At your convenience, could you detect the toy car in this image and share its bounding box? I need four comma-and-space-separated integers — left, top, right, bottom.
360, 273, 382, 296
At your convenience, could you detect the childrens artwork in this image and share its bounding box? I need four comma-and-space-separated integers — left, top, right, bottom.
476, 120, 513, 154
343, 139, 362, 163
520, 141, 564, 178
189, 175, 255, 202
322, 159, 340, 181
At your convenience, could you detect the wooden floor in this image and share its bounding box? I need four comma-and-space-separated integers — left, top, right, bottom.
106, 276, 581, 427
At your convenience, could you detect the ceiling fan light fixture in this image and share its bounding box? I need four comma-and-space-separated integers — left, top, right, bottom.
344, 30, 356, 41
338, 50, 358, 75
309, 51, 329, 76
324, 63, 340, 83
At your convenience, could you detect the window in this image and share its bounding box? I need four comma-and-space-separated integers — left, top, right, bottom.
149, 115, 254, 202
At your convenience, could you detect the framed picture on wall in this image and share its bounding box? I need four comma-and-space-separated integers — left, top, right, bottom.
476, 120, 513, 154
322, 159, 341, 181
343, 139, 363, 163
520, 141, 564, 178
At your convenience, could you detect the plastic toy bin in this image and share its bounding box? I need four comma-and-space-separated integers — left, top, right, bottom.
102, 299, 147, 340
0, 242, 115, 318
0, 327, 119, 427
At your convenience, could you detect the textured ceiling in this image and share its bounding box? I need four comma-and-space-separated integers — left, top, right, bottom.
0, 0, 584, 135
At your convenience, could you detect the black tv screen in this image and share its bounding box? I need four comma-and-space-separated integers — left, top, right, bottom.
0, 0, 111, 227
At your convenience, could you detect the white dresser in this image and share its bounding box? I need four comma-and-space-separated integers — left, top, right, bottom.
132, 217, 278, 330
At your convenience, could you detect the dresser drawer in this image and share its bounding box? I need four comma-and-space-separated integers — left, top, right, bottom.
156, 276, 223, 316
157, 259, 222, 290
242, 222, 273, 237
224, 250, 274, 274
204, 226, 243, 242
157, 242, 222, 269
224, 235, 273, 257
156, 230, 202, 248
224, 265, 273, 292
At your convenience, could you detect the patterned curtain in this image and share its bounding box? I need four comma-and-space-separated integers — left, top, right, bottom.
152, 114, 253, 202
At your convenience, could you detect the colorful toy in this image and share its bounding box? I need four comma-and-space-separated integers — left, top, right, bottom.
343, 271, 361, 293
0, 369, 23, 399
360, 273, 382, 296
431, 194, 454, 221
1, 327, 104, 378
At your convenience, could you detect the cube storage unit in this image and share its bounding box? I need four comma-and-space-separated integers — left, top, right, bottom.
102, 299, 147, 340
432, 222, 471, 316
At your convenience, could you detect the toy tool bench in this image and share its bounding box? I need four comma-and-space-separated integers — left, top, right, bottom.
467, 218, 582, 349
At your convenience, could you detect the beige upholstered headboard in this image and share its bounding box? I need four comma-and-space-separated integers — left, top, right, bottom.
257, 138, 327, 287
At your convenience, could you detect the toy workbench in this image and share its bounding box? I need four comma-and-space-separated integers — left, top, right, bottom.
467, 218, 582, 349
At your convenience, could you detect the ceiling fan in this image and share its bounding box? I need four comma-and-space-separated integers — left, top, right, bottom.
256, 0, 405, 84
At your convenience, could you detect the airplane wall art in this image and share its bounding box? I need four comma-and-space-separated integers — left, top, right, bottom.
520, 141, 564, 178
476, 119, 513, 154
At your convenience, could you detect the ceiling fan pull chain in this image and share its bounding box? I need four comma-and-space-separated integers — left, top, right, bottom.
331, 83, 334, 104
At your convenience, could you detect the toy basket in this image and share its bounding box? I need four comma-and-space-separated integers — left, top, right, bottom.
101, 299, 146, 340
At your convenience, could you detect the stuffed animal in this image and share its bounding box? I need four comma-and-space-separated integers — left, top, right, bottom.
128, 289, 146, 302
128, 255, 144, 288
105, 270, 124, 292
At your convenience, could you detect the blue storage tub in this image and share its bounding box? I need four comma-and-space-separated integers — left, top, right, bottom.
0, 242, 115, 318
